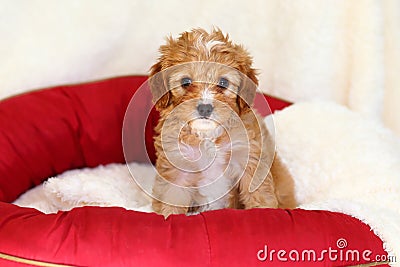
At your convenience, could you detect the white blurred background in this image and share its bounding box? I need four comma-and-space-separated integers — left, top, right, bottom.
0, 0, 399, 135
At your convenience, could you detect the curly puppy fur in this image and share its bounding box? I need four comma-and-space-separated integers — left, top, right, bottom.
149, 28, 295, 217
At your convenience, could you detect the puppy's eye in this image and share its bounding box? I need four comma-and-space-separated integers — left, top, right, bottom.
217, 77, 229, 89
181, 77, 192, 88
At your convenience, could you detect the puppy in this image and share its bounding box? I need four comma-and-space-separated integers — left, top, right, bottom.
149, 28, 295, 217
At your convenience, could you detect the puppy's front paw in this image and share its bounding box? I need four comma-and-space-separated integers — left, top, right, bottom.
152, 200, 188, 218
246, 203, 278, 209
242, 193, 279, 210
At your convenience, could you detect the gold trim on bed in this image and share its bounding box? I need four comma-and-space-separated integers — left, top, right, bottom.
0, 252, 75, 267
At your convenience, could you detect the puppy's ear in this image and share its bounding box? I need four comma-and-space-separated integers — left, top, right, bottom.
149, 61, 171, 110
237, 68, 258, 113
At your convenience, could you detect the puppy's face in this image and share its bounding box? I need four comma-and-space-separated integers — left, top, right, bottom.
150, 28, 258, 138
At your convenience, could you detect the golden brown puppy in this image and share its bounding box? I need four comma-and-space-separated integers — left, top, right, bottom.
149, 28, 295, 217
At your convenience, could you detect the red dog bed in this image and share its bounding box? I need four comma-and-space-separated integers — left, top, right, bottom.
0, 76, 387, 266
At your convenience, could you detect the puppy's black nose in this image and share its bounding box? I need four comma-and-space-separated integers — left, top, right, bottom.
197, 103, 214, 118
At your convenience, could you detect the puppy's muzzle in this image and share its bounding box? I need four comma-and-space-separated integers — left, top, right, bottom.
197, 103, 214, 118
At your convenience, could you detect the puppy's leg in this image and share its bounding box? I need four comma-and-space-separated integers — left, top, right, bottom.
236, 133, 278, 208
239, 169, 278, 209
197, 173, 234, 211
271, 154, 297, 209
152, 174, 193, 218
227, 185, 244, 209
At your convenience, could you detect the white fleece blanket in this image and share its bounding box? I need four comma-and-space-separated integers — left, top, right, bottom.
15, 101, 400, 265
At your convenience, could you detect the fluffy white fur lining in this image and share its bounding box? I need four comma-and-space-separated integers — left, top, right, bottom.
271, 102, 400, 265
14, 101, 400, 265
